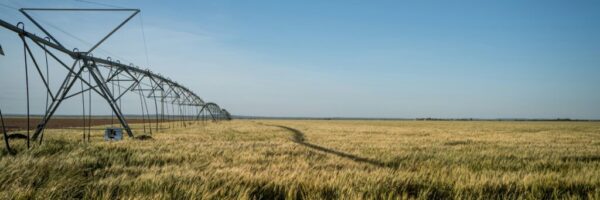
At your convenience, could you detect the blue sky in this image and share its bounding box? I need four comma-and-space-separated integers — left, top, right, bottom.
0, 0, 599, 119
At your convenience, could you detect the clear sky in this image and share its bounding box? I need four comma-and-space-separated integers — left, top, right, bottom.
0, 0, 599, 119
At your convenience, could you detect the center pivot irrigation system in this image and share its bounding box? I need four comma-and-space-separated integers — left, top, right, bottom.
0, 8, 231, 152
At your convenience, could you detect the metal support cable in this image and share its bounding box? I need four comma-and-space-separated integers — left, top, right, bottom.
165, 101, 171, 129
87, 66, 92, 142
169, 103, 173, 128
80, 62, 86, 141
136, 84, 147, 133
75, 0, 125, 9
178, 103, 182, 127
160, 87, 165, 126
110, 69, 116, 127
40, 40, 50, 144
149, 80, 159, 132
171, 103, 176, 128
195, 106, 199, 124
117, 71, 122, 128
138, 84, 152, 134
139, 12, 150, 67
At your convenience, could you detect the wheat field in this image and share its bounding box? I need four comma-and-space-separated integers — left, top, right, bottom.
1, 120, 599, 199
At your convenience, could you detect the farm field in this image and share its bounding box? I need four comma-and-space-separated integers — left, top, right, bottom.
1, 120, 600, 199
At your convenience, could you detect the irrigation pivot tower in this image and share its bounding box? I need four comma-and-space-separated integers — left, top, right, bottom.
0, 8, 231, 147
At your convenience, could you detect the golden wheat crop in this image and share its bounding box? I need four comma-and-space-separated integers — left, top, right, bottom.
1, 120, 599, 199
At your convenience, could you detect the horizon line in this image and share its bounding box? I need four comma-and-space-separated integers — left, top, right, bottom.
2, 113, 599, 121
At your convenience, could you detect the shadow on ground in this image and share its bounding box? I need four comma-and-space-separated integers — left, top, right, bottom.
260, 123, 398, 168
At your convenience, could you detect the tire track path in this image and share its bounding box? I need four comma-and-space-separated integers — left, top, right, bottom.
260, 122, 396, 168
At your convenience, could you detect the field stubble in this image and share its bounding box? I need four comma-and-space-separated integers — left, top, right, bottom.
1, 120, 599, 199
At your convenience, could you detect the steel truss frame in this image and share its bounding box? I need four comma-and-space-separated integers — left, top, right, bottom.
0, 8, 230, 146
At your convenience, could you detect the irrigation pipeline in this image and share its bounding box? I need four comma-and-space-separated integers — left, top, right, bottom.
0, 8, 232, 153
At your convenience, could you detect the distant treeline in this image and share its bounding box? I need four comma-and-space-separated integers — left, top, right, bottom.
415, 118, 579, 121
234, 116, 598, 122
